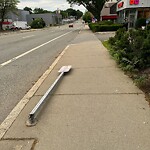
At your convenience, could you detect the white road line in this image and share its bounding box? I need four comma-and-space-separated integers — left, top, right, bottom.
0, 31, 73, 68
22, 35, 35, 39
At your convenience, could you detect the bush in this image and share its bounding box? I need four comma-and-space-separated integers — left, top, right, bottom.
135, 18, 146, 29
108, 28, 150, 71
98, 24, 123, 32
89, 23, 123, 32
98, 20, 113, 25
30, 18, 46, 29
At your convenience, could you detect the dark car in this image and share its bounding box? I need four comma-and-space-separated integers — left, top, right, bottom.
69, 24, 73, 28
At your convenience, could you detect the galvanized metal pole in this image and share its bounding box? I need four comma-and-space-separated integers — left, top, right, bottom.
26, 65, 71, 126
27, 72, 64, 126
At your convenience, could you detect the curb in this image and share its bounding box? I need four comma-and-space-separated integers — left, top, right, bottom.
0, 45, 70, 140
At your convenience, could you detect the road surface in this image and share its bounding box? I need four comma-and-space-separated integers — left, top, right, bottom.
0, 22, 83, 123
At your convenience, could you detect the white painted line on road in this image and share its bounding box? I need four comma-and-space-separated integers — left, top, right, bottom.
0, 31, 73, 68
0, 44, 70, 140
22, 35, 35, 39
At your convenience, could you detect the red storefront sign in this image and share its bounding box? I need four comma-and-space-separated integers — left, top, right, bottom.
130, 0, 139, 5
2, 21, 12, 25
118, 2, 124, 8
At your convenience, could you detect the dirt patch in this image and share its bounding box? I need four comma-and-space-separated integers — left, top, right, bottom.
137, 68, 150, 106
139, 80, 150, 106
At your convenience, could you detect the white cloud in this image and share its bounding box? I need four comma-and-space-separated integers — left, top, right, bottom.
18, 0, 86, 12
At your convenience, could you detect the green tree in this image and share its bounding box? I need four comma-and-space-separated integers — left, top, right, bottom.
66, 0, 107, 21
83, 11, 92, 23
59, 9, 82, 19
23, 6, 32, 14
60, 10, 68, 19
0, 0, 19, 30
33, 8, 51, 14
66, 8, 76, 16
76, 10, 83, 19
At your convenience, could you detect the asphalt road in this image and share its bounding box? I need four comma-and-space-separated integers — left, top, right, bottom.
0, 22, 83, 123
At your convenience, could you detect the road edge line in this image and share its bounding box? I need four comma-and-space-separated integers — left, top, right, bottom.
0, 45, 70, 140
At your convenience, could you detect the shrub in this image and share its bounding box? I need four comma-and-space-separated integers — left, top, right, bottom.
108, 29, 150, 71
98, 20, 113, 25
89, 23, 123, 32
98, 24, 123, 32
30, 18, 46, 29
135, 18, 146, 29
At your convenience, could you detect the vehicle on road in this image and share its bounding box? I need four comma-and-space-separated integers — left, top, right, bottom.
12, 21, 31, 30
69, 23, 73, 28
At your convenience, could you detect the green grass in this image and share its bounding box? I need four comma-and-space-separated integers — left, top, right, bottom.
102, 40, 111, 50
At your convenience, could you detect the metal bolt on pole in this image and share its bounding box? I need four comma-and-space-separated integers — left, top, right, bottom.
26, 65, 72, 127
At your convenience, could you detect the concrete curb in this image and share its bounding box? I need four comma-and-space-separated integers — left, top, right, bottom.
0, 45, 70, 140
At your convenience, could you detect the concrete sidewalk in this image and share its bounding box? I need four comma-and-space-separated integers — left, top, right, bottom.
0, 27, 150, 150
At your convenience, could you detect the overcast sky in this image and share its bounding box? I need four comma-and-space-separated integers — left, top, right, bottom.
17, 0, 86, 12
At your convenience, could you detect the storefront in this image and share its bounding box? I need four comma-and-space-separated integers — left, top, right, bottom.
117, 0, 150, 28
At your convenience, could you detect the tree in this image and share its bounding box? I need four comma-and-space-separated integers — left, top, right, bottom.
0, 0, 19, 30
83, 11, 93, 23
59, 9, 82, 19
23, 6, 32, 14
66, 8, 76, 17
60, 10, 68, 19
76, 10, 83, 19
33, 8, 51, 14
66, 0, 107, 21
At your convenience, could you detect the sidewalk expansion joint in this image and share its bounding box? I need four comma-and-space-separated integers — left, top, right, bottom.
69, 66, 115, 70
41, 93, 143, 96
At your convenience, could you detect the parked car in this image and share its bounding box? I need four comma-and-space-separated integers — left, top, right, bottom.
12, 21, 31, 30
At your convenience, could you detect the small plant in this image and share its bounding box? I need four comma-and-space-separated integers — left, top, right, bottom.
133, 74, 149, 87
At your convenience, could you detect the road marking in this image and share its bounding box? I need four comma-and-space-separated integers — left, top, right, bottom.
0, 44, 70, 139
0, 31, 73, 68
22, 35, 35, 39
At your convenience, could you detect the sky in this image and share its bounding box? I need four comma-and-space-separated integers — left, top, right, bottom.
17, 0, 86, 12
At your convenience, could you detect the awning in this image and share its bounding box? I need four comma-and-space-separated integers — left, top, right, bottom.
102, 15, 118, 20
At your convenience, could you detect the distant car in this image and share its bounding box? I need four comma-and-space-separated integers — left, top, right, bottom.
69, 24, 73, 28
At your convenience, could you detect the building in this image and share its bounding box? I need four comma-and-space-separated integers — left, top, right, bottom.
101, 0, 118, 21
7, 9, 30, 22
2, 9, 62, 27
26, 13, 62, 26
117, 0, 150, 28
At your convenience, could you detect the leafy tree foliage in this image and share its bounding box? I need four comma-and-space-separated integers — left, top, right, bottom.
67, 0, 107, 21
60, 10, 68, 19
82, 11, 93, 23
59, 8, 83, 19
76, 10, 83, 19
0, 0, 19, 30
33, 8, 51, 14
66, 8, 83, 19
23, 6, 32, 14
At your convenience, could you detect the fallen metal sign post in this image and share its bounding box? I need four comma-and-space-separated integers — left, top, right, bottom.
26, 65, 72, 126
